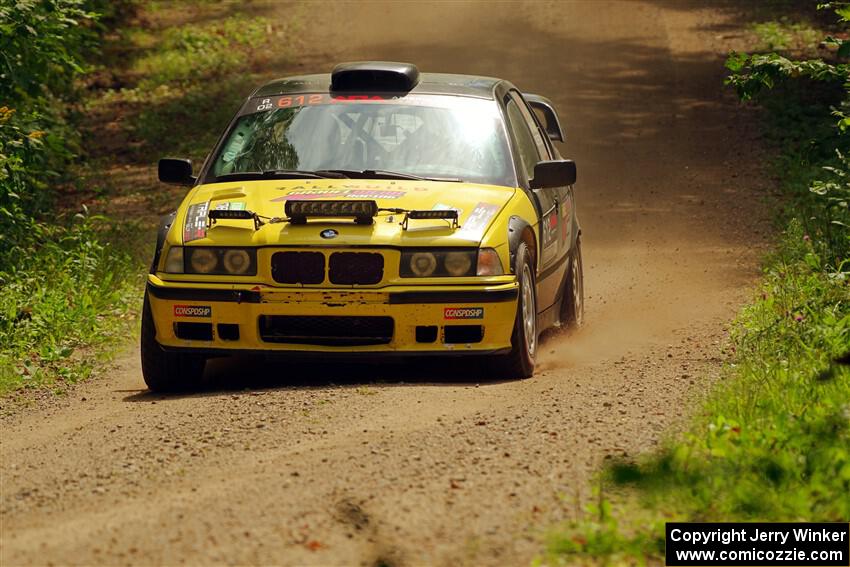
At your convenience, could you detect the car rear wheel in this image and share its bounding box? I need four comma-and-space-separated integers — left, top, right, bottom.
492, 242, 536, 379
560, 236, 585, 330
140, 292, 205, 392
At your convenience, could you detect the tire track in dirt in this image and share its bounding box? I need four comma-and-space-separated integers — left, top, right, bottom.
1, 2, 770, 565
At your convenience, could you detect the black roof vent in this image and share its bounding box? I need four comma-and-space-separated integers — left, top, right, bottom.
331, 61, 420, 92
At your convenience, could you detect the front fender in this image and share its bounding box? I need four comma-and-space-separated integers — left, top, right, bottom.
507, 215, 534, 274
149, 211, 177, 274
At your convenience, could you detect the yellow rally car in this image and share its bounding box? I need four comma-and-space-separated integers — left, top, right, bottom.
142, 62, 584, 391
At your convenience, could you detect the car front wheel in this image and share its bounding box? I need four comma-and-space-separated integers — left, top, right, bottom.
492, 241, 537, 379
140, 292, 205, 392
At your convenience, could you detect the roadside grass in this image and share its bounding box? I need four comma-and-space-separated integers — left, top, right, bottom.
539, 11, 850, 566
751, 19, 820, 54
1, 2, 299, 396
86, 7, 300, 164
0, 214, 142, 395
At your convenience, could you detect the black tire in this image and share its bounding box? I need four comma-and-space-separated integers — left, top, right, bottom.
492, 242, 537, 379
560, 236, 585, 330
140, 292, 205, 392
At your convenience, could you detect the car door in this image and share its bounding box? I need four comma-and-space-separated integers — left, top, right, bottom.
528, 101, 575, 256
504, 91, 570, 312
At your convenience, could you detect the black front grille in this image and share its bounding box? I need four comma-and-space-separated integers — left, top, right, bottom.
259, 315, 394, 346
328, 252, 384, 285
271, 251, 325, 284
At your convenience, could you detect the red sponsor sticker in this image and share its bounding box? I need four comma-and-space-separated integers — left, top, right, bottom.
444, 307, 484, 320
173, 305, 211, 318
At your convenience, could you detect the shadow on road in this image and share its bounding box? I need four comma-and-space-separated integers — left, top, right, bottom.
120, 349, 524, 402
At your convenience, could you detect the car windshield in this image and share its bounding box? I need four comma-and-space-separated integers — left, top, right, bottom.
207, 93, 515, 187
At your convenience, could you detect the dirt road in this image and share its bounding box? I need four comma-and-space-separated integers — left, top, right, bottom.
1, 2, 769, 565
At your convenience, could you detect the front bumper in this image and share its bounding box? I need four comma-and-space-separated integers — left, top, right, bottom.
146, 275, 518, 355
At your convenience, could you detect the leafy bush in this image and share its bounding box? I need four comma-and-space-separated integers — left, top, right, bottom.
0, 0, 99, 259
0, 1, 140, 394
726, 4, 849, 264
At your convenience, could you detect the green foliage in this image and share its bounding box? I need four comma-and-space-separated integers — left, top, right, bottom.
132, 14, 270, 88
726, 2, 849, 266
90, 12, 285, 162
0, 0, 98, 100
0, 0, 140, 394
0, 0, 100, 260
0, 211, 140, 393
726, 52, 849, 101
667, 226, 849, 521
541, 486, 665, 566
751, 20, 820, 52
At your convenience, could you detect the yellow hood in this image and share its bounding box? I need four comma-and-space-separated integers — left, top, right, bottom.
178, 179, 517, 247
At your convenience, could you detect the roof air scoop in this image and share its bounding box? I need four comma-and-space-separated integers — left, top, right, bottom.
331, 61, 420, 92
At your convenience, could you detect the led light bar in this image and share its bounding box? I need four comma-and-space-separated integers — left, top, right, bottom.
208, 208, 262, 230
285, 199, 378, 225
408, 210, 458, 221
209, 209, 254, 220
402, 209, 459, 230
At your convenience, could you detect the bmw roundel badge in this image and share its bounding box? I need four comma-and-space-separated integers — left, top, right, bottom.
320, 229, 338, 239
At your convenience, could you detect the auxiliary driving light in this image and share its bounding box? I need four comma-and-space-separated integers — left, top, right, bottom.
208, 209, 254, 220
285, 199, 378, 224
402, 209, 459, 230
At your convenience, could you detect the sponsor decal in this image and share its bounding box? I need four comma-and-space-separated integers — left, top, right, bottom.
457, 202, 500, 239
444, 307, 484, 320
183, 201, 210, 243
432, 203, 462, 217
543, 209, 559, 245
246, 94, 445, 116
271, 188, 406, 202
214, 201, 247, 211
173, 305, 212, 318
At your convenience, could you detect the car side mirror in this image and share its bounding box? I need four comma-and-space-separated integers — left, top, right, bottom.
524, 93, 565, 143
530, 160, 576, 189
158, 158, 195, 186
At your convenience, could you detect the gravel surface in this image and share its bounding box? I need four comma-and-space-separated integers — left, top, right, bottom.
1, 1, 771, 565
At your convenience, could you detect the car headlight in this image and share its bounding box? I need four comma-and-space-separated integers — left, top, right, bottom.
476, 248, 504, 276
190, 248, 218, 273
408, 252, 437, 277
223, 249, 251, 275
444, 251, 473, 276
164, 246, 184, 273
400, 249, 477, 277
180, 247, 257, 275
